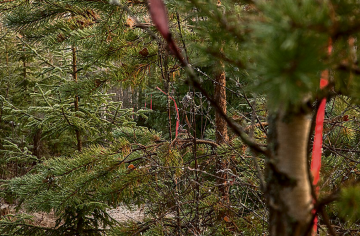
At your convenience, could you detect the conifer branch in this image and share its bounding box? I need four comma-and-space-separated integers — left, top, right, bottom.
188, 78, 269, 157
16, 36, 63, 72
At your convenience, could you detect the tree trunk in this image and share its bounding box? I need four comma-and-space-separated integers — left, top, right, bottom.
214, 63, 228, 144
32, 129, 42, 159
214, 62, 230, 211
267, 112, 313, 236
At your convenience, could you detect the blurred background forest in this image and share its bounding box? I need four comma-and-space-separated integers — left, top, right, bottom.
1, 0, 360, 235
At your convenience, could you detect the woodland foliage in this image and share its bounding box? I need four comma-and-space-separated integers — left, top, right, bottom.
0, 0, 360, 235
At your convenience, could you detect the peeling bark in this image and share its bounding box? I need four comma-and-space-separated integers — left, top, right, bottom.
267, 113, 313, 235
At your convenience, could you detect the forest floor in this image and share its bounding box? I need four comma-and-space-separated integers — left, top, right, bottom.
2, 203, 144, 228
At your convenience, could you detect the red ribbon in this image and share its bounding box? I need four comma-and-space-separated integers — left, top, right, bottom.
148, 0, 187, 66
311, 41, 332, 235
150, 95, 152, 110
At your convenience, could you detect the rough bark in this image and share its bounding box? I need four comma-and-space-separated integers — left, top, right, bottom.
214, 63, 230, 211
214, 63, 228, 144
267, 113, 313, 236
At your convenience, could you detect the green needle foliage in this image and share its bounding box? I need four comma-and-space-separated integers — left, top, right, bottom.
2, 0, 360, 235
1, 126, 264, 235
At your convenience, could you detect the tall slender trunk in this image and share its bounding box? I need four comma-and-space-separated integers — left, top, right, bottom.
214, 62, 228, 144
192, 88, 200, 233
32, 129, 42, 159
164, 51, 172, 141
72, 46, 82, 152
214, 61, 230, 210
267, 112, 313, 236
159, 43, 172, 141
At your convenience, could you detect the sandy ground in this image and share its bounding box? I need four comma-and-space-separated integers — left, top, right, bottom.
107, 205, 144, 223
1, 203, 144, 228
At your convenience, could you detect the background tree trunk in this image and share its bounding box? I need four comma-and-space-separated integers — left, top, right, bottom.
32, 129, 42, 159
214, 62, 230, 209
214, 63, 228, 144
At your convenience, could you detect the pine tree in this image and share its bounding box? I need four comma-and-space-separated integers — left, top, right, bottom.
2, 0, 360, 235
152, 0, 360, 234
